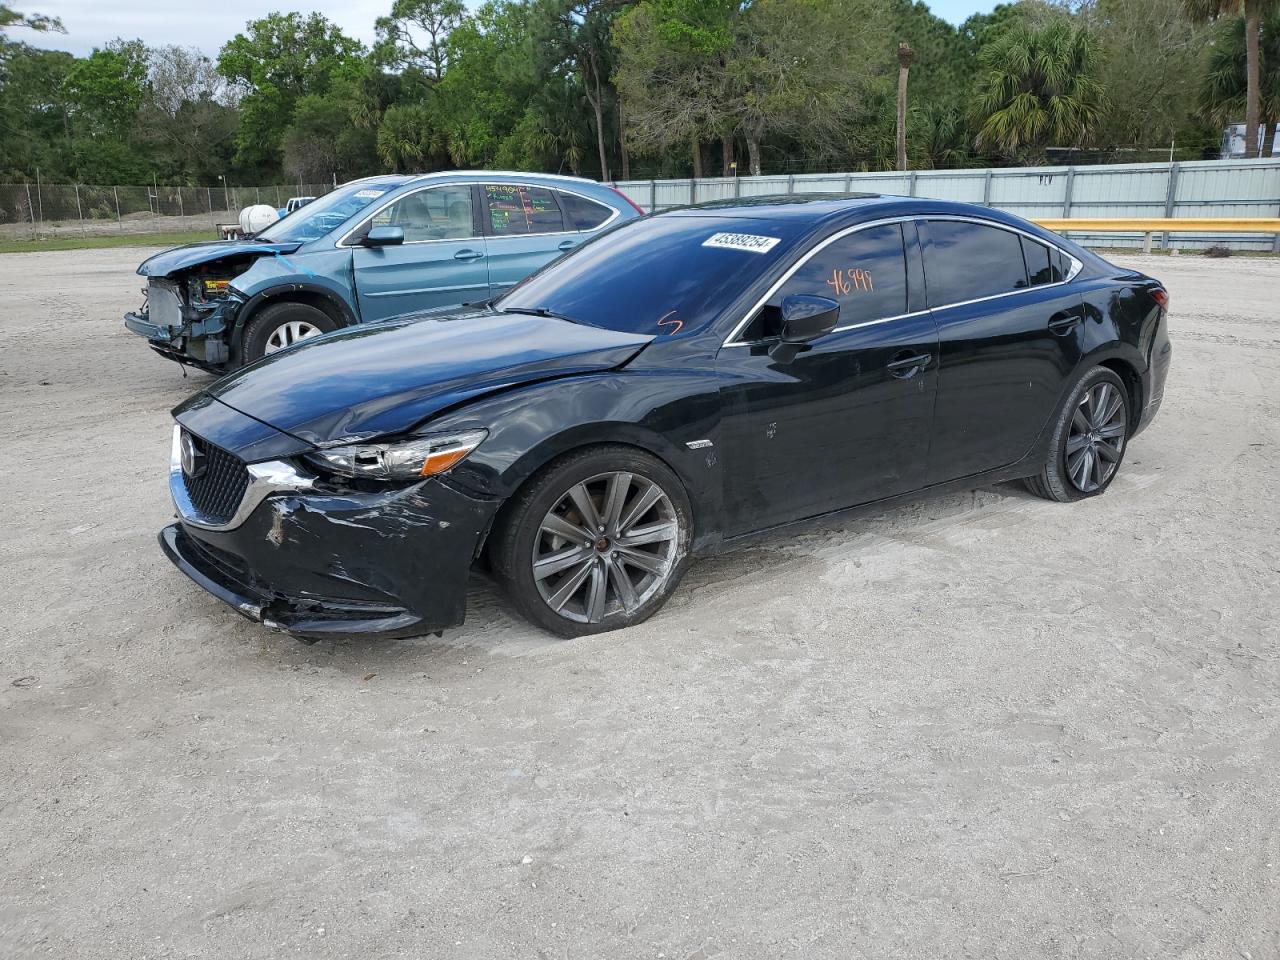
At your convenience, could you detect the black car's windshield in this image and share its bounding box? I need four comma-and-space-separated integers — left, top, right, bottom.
255, 180, 402, 244
496, 215, 802, 336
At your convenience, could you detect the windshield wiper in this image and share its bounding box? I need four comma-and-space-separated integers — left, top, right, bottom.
497, 306, 591, 327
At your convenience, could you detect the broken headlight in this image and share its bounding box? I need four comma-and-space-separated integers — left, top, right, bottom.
304, 429, 487, 481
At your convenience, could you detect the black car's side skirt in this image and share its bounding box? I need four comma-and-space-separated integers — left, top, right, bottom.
708, 454, 1042, 557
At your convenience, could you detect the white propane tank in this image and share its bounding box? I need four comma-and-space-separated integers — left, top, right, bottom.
239, 204, 280, 236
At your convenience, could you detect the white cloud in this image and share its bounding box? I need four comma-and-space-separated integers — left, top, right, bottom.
18, 1, 393, 57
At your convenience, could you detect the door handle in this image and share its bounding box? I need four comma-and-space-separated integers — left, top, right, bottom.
1048, 314, 1082, 335
453, 248, 484, 261
557, 239, 577, 251
887, 352, 932, 379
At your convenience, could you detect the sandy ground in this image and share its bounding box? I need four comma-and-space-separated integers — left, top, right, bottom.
0, 248, 1277, 959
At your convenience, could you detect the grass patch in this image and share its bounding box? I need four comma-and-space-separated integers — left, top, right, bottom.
0, 230, 218, 254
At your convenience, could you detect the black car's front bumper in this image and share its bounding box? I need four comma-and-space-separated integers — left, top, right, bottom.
161, 452, 503, 640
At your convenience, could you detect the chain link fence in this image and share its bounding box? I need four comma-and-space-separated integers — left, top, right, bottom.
0, 182, 337, 241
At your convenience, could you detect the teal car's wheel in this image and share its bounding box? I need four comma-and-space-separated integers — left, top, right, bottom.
241, 302, 336, 365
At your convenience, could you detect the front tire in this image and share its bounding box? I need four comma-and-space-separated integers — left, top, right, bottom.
240, 302, 336, 365
490, 446, 693, 638
1026, 366, 1130, 502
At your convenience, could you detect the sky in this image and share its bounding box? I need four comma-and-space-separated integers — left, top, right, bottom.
17, 0, 1000, 58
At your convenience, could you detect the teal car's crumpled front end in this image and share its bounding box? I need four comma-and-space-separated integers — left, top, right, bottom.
125, 240, 304, 370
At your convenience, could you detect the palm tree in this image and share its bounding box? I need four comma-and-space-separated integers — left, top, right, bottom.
896, 43, 913, 171
1184, 0, 1277, 157
1198, 10, 1280, 155
972, 21, 1105, 162
911, 102, 973, 169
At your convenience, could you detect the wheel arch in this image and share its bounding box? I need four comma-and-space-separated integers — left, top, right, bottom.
1024, 344, 1146, 473
233, 284, 357, 361
475, 430, 699, 563
1096, 356, 1144, 432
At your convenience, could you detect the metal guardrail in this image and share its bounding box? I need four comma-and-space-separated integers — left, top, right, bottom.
1033, 217, 1280, 253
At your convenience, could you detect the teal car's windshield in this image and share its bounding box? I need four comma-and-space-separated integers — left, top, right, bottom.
254, 180, 402, 244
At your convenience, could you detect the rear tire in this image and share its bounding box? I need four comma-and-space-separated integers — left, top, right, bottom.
490, 445, 693, 638
240, 302, 336, 365
1025, 366, 1130, 502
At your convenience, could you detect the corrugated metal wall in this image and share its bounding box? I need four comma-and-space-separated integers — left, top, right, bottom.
615, 158, 1280, 251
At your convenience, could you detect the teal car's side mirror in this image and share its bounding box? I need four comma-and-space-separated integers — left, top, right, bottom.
362, 226, 405, 247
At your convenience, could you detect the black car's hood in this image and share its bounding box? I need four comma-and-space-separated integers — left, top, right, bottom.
137, 239, 303, 277
206, 310, 653, 445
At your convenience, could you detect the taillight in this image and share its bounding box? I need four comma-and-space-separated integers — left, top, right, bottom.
608, 186, 647, 215
1152, 287, 1169, 310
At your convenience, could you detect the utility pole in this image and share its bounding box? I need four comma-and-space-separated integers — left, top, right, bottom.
896, 43, 913, 173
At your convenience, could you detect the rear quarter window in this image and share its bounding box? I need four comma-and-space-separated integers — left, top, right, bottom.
1020, 235, 1066, 285
558, 191, 614, 230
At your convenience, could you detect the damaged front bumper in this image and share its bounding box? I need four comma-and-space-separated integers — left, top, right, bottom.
161, 429, 503, 640
124, 299, 238, 370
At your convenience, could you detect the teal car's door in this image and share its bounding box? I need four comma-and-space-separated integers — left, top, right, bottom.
351, 183, 490, 321
479, 183, 580, 297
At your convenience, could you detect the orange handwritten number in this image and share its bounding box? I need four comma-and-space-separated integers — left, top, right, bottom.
828, 267, 873, 296
657, 310, 683, 335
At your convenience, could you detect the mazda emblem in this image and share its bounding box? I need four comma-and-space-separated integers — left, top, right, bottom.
180, 432, 205, 479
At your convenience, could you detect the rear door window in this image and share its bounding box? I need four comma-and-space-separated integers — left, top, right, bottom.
923, 220, 1029, 305
484, 184, 566, 236
557, 191, 614, 230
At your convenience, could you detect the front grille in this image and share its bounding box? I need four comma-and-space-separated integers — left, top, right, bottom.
183, 433, 250, 524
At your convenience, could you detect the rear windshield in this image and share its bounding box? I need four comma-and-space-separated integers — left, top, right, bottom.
496, 215, 802, 336
255, 180, 402, 244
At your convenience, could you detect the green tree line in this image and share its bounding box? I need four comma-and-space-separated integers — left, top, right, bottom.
0, 0, 1274, 186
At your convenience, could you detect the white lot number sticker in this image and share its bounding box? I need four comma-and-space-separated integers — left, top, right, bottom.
355, 189, 386, 199
702, 232, 781, 254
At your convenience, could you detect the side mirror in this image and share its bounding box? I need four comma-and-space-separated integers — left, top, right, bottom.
769, 294, 840, 362
362, 225, 404, 247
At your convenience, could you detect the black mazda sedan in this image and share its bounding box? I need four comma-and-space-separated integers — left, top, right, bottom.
160, 194, 1171, 639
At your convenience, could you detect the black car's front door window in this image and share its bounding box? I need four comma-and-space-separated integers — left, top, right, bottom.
717, 220, 938, 533
739, 223, 911, 341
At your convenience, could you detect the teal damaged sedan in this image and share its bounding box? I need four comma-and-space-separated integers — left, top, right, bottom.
124, 171, 643, 371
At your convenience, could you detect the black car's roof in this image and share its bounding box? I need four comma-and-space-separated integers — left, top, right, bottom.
665, 193, 884, 221
663, 192, 1041, 233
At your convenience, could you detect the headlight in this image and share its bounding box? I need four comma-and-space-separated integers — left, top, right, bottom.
305, 429, 487, 481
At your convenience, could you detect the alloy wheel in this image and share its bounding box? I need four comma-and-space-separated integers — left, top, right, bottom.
1065, 381, 1127, 493
531, 471, 681, 624
264, 320, 322, 354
